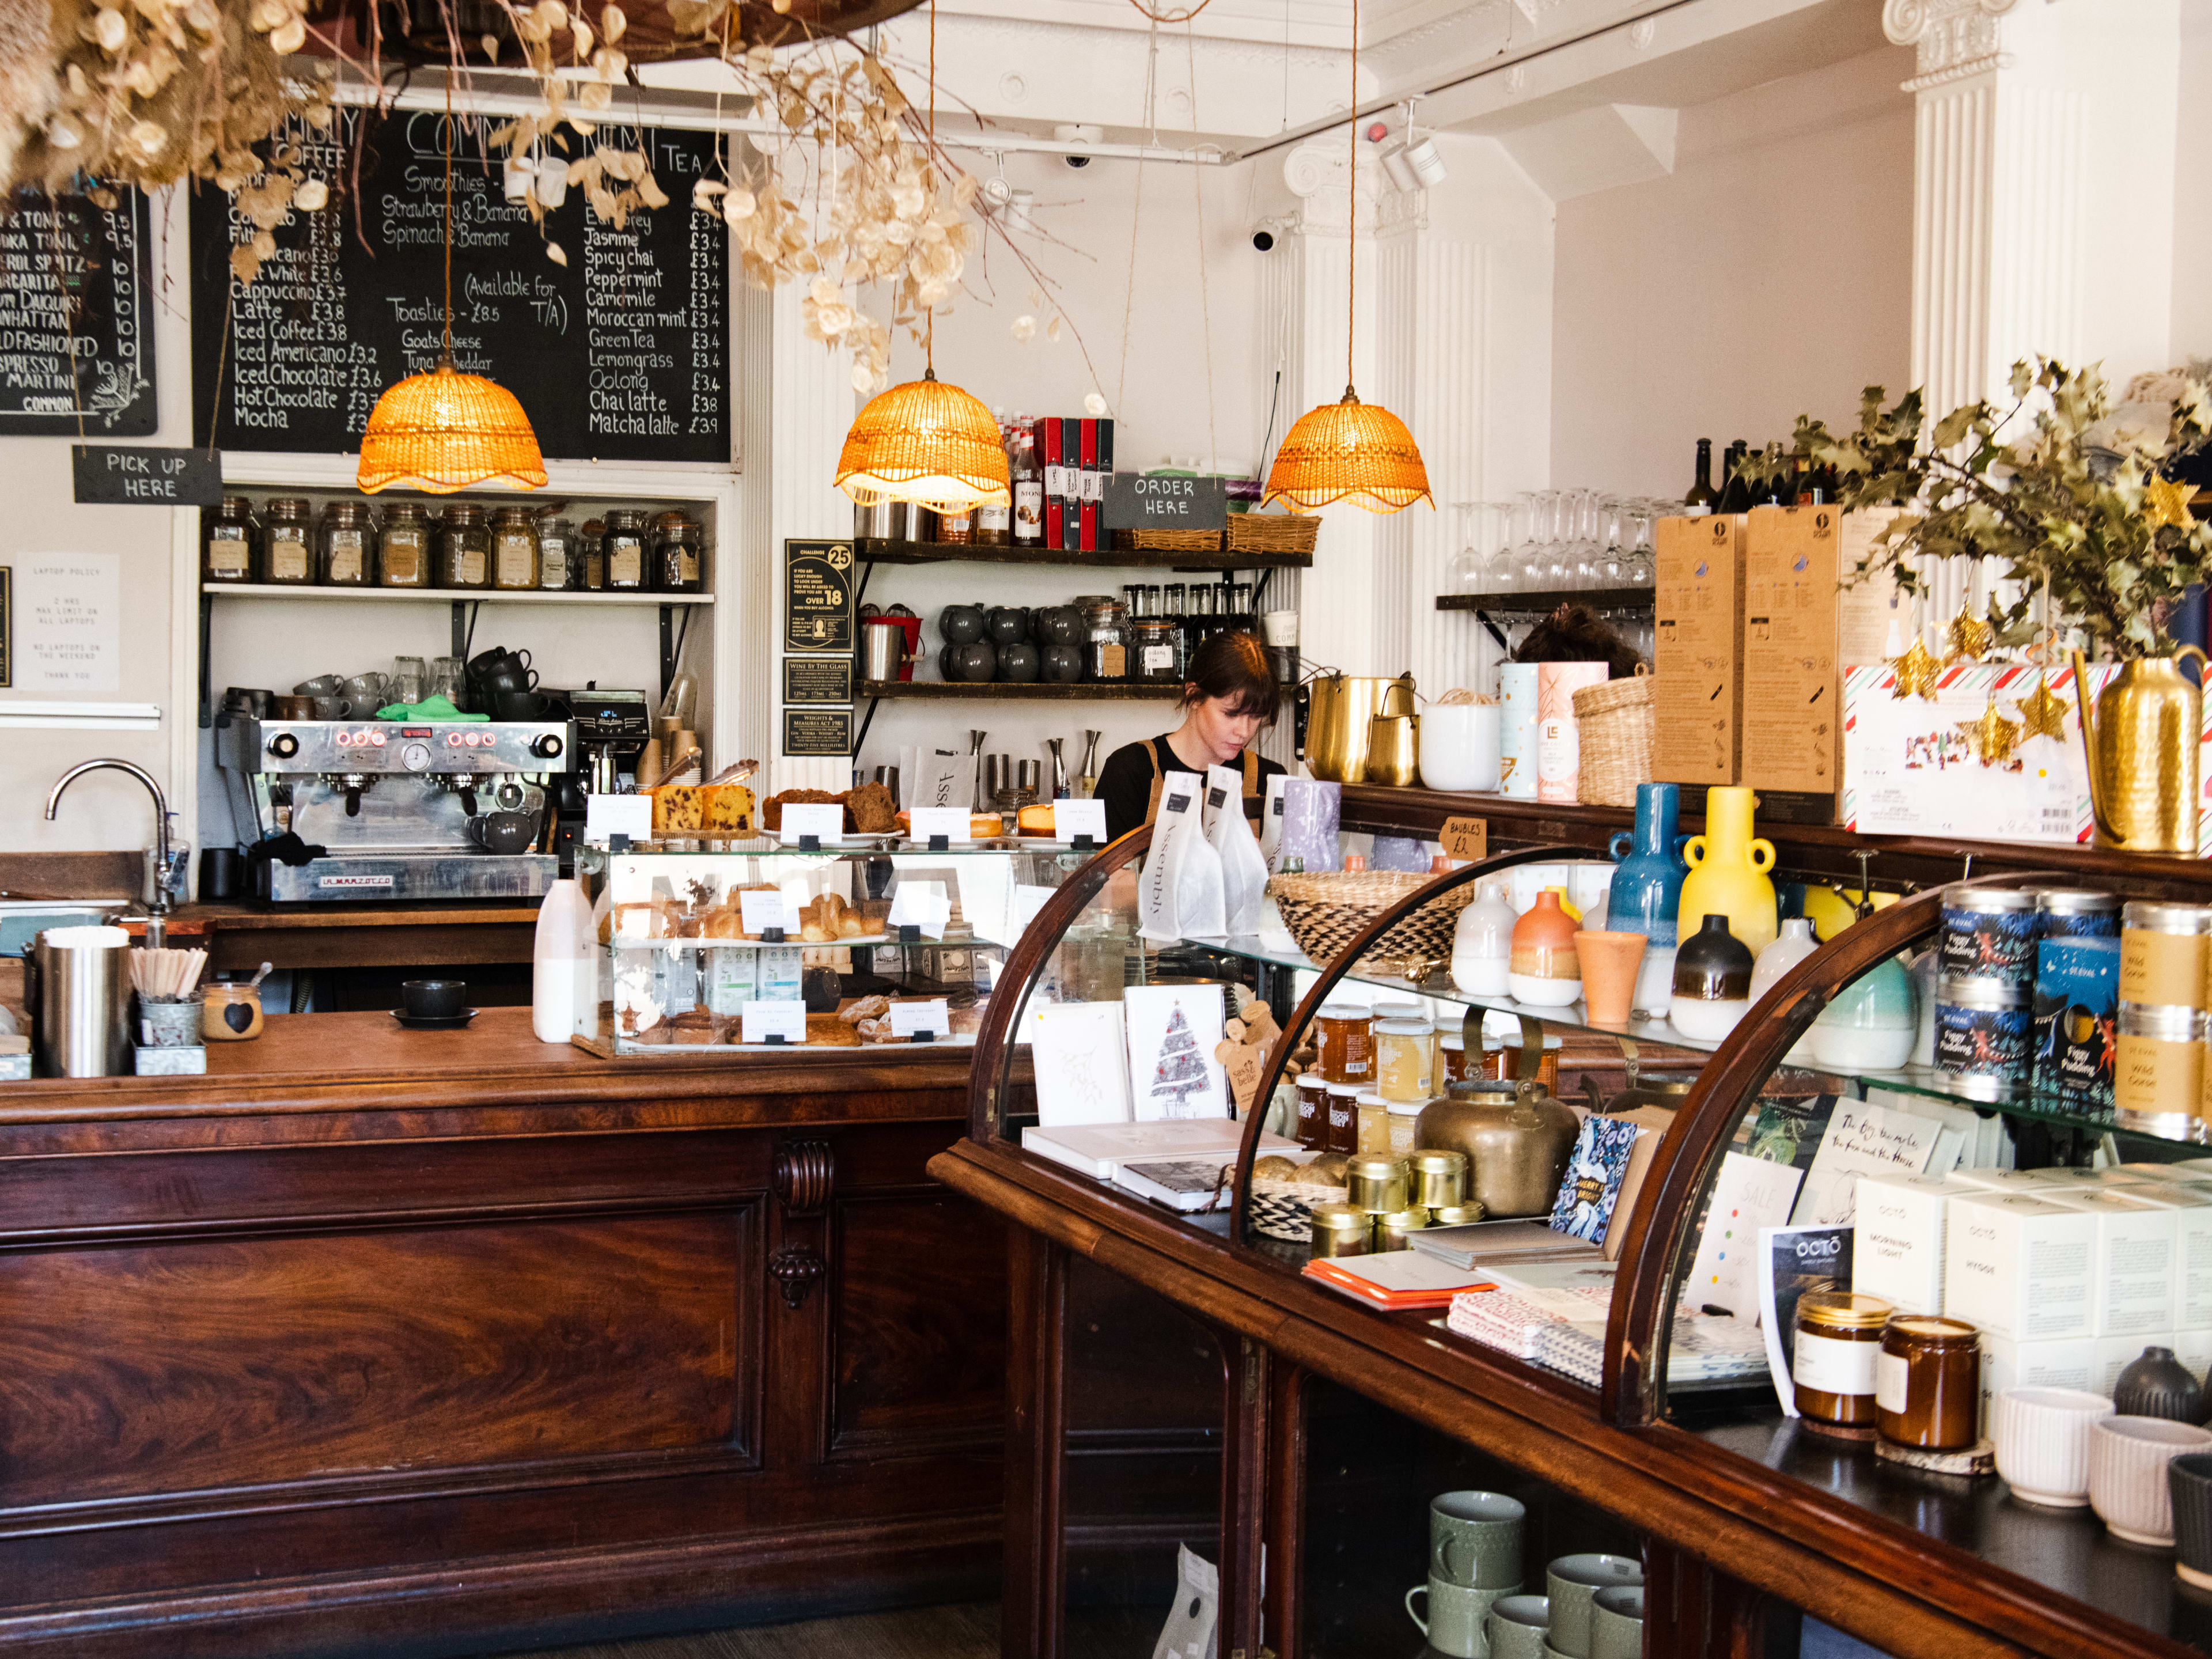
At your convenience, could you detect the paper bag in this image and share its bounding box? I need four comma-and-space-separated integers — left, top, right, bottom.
1138, 774, 1226, 941
1204, 764, 1270, 934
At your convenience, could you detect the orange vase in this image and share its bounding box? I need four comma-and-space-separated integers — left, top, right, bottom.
1509, 889, 1581, 1007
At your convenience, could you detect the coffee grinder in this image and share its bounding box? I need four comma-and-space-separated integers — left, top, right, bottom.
552, 687, 652, 870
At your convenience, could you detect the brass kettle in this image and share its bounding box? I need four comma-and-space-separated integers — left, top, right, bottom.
1306, 672, 1416, 784
2073, 647, 2209, 854
1415, 1078, 1580, 1219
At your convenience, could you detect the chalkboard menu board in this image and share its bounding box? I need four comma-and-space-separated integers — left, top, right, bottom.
0, 188, 156, 436
190, 108, 729, 461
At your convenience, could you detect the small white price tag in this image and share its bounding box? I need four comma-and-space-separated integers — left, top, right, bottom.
885, 884, 951, 938
889, 998, 950, 1040
584, 794, 653, 844
1052, 798, 1108, 844
740, 1000, 809, 1044
738, 888, 792, 935
1012, 883, 1058, 937
779, 803, 844, 843
908, 806, 971, 844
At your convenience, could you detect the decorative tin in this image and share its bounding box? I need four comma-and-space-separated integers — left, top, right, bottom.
2031, 888, 2122, 940
2116, 1001, 2206, 1137
2032, 936, 2119, 1107
1932, 975, 2032, 1099
1937, 886, 2038, 986
2119, 902, 2212, 1012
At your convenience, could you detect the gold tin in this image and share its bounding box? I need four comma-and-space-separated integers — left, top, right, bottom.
1308, 1202, 1371, 1260
2119, 902, 2212, 1012
1430, 1203, 1486, 1226
1409, 1149, 1469, 1211
2116, 1001, 2206, 1137
1346, 1156, 1412, 1214
1375, 1208, 1428, 1251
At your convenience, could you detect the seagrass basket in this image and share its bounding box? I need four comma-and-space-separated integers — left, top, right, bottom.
1266, 870, 1479, 966
1112, 527, 1225, 553
1225, 513, 1320, 555
1249, 1176, 1350, 1242
1572, 669, 1654, 808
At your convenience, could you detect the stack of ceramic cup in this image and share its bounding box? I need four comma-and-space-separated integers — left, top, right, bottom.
1406, 1492, 1524, 1659
1475, 1553, 1642, 1659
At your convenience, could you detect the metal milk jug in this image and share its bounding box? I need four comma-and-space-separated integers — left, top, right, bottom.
2073, 647, 2207, 854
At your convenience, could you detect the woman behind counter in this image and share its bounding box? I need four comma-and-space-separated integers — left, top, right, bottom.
1096, 631, 1286, 841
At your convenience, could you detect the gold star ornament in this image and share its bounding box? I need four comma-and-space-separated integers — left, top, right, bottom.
1956, 698, 2022, 766
2145, 474, 2196, 532
1944, 604, 1995, 665
2012, 673, 2071, 743
1888, 636, 1942, 700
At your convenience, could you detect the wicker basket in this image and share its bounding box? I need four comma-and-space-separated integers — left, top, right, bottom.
1112, 527, 1226, 554
1225, 513, 1320, 555
1572, 670, 1654, 808
1266, 869, 1479, 967
1249, 1177, 1350, 1242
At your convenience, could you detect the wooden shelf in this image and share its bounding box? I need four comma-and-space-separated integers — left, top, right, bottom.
202, 585, 709, 605
856, 538, 1313, 570
1437, 586, 1651, 612
858, 680, 1181, 700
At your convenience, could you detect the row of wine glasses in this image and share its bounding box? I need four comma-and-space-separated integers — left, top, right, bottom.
1447, 492, 1674, 595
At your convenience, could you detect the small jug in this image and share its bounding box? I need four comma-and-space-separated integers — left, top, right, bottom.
2074, 647, 2209, 854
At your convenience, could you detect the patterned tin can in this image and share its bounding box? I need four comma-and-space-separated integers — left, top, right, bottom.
2030, 888, 2122, 941
2115, 1001, 2206, 1139
2032, 935, 2119, 1108
2119, 902, 2212, 1012
1937, 887, 2039, 987
1933, 975, 2032, 1100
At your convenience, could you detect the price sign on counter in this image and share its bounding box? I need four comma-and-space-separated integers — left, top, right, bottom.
740, 1001, 809, 1045
1439, 815, 1488, 861
908, 806, 971, 845
738, 888, 792, 937
885, 884, 950, 939
778, 803, 844, 844
584, 794, 654, 846
889, 999, 950, 1040
1052, 799, 1109, 845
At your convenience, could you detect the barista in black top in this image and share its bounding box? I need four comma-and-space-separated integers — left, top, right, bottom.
1096, 631, 1287, 842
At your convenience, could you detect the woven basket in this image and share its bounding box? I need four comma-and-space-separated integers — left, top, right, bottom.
1249, 1177, 1349, 1243
1266, 870, 1479, 967
1225, 513, 1320, 555
1112, 527, 1225, 553
1572, 670, 1654, 808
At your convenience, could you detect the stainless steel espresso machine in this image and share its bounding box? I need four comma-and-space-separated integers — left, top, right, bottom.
218, 717, 573, 902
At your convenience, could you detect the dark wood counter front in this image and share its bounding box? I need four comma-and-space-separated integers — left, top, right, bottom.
0, 1010, 1006, 1658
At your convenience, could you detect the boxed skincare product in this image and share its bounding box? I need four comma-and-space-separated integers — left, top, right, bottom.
1977, 1333, 2100, 1436
2040, 1191, 2179, 1337
1853, 1173, 1979, 1316
2096, 1331, 2177, 1396
1945, 1192, 2099, 1342
2103, 1181, 2212, 1330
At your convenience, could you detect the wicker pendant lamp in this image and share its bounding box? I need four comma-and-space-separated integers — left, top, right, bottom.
834, 0, 1010, 515
358, 87, 547, 495
1262, 0, 1431, 515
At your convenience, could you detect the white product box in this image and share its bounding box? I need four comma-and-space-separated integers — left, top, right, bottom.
2105, 1183, 2212, 1330
2119, 1163, 2212, 1186
1944, 1168, 2048, 1195
1945, 1192, 2099, 1342
1978, 1333, 2100, 1437
2177, 1331, 2212, 1381
2096, 1331, 2177, 1396
2016, 1167, 2156, 1192
2040, 1192, 2179, 1337
1853, 1173, 1980, 1316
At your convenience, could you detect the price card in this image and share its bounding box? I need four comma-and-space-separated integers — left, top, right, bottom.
1439, 815, 1488, 861
740, 1000, 809, 1044
885, 884, 951, 938
889, 998, 950, 1040
1011, 883, 1058, 937
908, 806, 971, 844
1217, 1041, 1267, 1115
584, 794, 653, 845
738, 888, 792, 935
779, 803, 844, 843
1052, 798, 1109, 844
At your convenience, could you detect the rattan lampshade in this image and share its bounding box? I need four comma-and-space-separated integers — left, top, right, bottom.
1263, 387, 1433, 513
356, 361, 549, 494
836, 370, 1012, 512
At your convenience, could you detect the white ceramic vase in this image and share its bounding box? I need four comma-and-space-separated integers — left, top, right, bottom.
1452, 882, 1518, 998
1420, 703, 1503, 793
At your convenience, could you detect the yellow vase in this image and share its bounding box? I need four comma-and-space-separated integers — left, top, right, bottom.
1680, 786, 1778, 953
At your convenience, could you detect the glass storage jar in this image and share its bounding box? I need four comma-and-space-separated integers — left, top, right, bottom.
604, 509, 647, 591
652, 510, 706, 594
577, 518, 607, 590
204, 495, 256, 583
1875, 1314, 1980, 1450
1296, 1073, 1330, 1148
317, 500, 375, 586
1084, 601, 1130, 683
1324, 1081, 1361, 1156
1315, 1001, 1374, 1084
1376, 1018, 1434, 1102
490, 506, 540, 590
536, 516, 575, 590
377, 502, 430, 587
437, 503, 491, 589
1793, 1290, 1893, 1433
262, 497, 314, 585
1355, 1090, 1392, 1157
1132, 619, 1180, 684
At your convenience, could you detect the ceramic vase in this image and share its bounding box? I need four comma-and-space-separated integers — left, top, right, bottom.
1421, 702, 1503, 793
1750, 918, 1821, 1063
1805, 955, 1918, 1071
1668, 914, 1753, 1041
2116, 1346, 2208, 1424
1991, 1385, 2114, 1508
1679, 786, 1778, 954
1608, 785, 1688, 1015
1452, 882, 1518, 998
1574, 931, 1646, 1027
2089, 1415, 2212, 1546
1508, 889, 1582, 1008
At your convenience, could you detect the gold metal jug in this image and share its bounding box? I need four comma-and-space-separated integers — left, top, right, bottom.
1363, 714, 1419, 788
2073, 647, 2208, 854
1305, 672, 1416, 783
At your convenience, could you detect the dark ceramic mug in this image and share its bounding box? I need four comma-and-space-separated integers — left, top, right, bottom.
400, 979, 467, 1019
2170, 1452, 2212, 1590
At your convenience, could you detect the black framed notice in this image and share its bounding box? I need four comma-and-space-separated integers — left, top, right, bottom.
0, 188, 156, 436
189, 107, 729, 461
783, 657, 853, 705
783, 540, 855, 653
783, 709, 853, 758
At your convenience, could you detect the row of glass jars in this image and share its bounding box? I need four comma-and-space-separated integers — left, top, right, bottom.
204, 497, 708, 594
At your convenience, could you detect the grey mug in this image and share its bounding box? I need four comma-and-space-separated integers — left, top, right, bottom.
1431, 1490, 1526, 1589
1407, 1578, 1516, 1659
1545, 1556, 1643, 1659
1589, 1585, 1645, 1659
1484, 1594, 1551, 1659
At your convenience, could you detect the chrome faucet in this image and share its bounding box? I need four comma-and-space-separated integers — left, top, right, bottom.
46, 759, 176, 948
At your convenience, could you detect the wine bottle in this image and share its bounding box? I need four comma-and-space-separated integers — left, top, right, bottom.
1717, 440, 1753, 514
1684, 438, 1718, 516
1011, 418, 1043, 546
1755, 445, 1787, 507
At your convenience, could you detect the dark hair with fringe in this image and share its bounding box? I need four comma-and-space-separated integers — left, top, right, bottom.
1181, 630, 1281, 722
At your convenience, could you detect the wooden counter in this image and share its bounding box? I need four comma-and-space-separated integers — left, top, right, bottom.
0, 1010, 1007, 1658
170, 898, 543, 973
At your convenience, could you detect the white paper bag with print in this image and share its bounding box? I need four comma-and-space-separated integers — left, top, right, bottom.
1126, 983, 1228, 1121
1138, 773, 1227, 942
902, 745, 975, 814
1203, 764, 1270, 935
1151, 1544, 1218, 1659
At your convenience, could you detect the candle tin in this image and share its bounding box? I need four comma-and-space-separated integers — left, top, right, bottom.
1346, 1156, 1412, 1215
1308, 1202, 1370, 1260
1429, 1204, 1484, 1226
1375, 1208, 1428, 1251
2115, 1001, 2207, 1138
1937, 886, 2039, 987
1932, 975, 2032, 1099
2120, 902, 2212, 1012
2032, 935, 2119, 1107
2031, 888, 2121, 940
1409, 1149, 1469, 1211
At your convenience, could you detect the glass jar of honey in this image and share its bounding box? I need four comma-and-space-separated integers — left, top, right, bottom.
1324, 1081, 1361, 1156
1295, 1073, 1330, 1149
1793, 1290, 1893, 1433
1376, 1018, 1434, 1102
1315, 1002, 1374, 1085
1875, 1315, 1980, 1450
1439, 1030, 1467, 1085
1355, 1090, 1393, 1157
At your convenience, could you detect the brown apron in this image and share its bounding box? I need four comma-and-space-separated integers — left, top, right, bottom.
1143, 743, 1262, 834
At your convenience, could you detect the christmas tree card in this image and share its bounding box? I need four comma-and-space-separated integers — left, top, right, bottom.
1124, 985, 1229, 1122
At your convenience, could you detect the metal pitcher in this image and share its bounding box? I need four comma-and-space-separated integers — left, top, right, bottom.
2073, 647, 2207, 854
1363, 714, 1419, 788
1305, 672, 1416, 783
29, 928, 132, 1077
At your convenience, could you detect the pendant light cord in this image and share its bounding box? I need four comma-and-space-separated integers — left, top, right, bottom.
1344, 0, 1355, 397
443, 75, 455, 366
923, 0, 936, 377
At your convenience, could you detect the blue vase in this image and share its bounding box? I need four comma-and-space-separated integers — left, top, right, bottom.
1606, 783, 1690, 946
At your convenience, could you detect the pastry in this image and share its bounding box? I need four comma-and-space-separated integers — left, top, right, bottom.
969, 813, 1003, 839
840, 994, 891, 1024
1252, 1155, 1302, 1180
651, 784, 704, 835
761, 787, 841, 832
1017, 803, 1056, 835
843, 781, 899, 834
702, 782, 755, 836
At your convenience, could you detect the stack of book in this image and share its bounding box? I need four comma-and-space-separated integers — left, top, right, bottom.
1301, 1249, 1490, 1310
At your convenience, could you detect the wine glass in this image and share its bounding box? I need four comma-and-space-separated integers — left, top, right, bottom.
1569, 489, 1604, 589
1534, 490, 1571, 590
1512, 491, 1547, 590
1484, 501, 1520, 593
1597, 496, 1627, 587
1448, 502, 1488, 593
1622, 502, 1656, 586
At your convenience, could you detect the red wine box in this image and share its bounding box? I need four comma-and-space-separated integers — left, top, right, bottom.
1652, 513, 1744, 787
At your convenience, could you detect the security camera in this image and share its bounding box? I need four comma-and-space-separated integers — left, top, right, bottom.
1066, 153, 1090, 169
1053, 123, 1102, 166
1252, 227, 1275, 252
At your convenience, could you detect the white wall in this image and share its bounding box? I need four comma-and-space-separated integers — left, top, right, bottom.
1547, 45, 1915, 497
2172, 0, 2212, 361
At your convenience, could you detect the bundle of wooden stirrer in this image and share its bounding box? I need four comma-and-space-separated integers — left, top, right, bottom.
128, 948, 208, 1003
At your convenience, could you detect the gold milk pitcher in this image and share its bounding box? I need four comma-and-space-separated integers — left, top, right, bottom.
2073, 647, 2208, 854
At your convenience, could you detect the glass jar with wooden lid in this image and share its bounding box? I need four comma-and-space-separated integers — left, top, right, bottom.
604, 509, 648, 591
437, 503, 491, 590
652, 510, 706, 594
490, 506, 540, 591
536, 516, 576, 590
575, 518, 608, 590
204, 495, 257, 583
1875, 1315, 1980, 1450
317, 500, 375, 586
1793, 1290, 1893, 1433
377, 502, 431, 587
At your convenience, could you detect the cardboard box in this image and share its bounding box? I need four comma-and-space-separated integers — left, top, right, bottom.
2097, 1331, 2175, 1396
1945, 1192, 2099, 1342
1978, 1334, 2100, 1434
1653, 513, 1744, 787
2041, 1191, 2179, 1337
1852, 1172, 1980, 1316
1739, 507, 1902, 823
2108, 1182, 2212, 1330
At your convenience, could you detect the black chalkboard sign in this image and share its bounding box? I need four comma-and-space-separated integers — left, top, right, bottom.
73, 445, 224, 505
784, 540, 855, 653
189, 107, 729, 461
0, 188, 156, 436
1103, 472, 1226, 531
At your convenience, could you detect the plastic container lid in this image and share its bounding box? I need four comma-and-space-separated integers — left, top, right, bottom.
1376, 1018, 1432, 1036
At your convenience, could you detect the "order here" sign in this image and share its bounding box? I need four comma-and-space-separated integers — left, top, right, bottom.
1101, 472, 1228, 532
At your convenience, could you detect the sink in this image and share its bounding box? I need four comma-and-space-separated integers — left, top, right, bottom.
0, 900, 130, 957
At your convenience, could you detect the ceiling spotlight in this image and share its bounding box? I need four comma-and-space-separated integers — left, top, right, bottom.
1406, 135, 1447, 186
1380, 142, 1419, 192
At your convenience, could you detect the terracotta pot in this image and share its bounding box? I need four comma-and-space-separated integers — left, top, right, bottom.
1573, 931, 1646, 1027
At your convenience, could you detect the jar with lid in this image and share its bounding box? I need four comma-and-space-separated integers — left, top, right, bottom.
652, 510, 706, 594
437, 504, 491, 589
490, 506, 540, 590
1308, 1202, 1369, 1260
262, 498, 314, 585
204, 496, 257, 584
1376, 1018, 1434, 1102
1132, 620, 1180, 684
1792, 1290, 1893, 1433
1875, 1314, 1980, 1450
1346, 1155, 1411, 1214
316, 501, 376, 586
938, 505, 973, 546
1324, 1081, 1362, 1156
1314, 1001, 1374, 1084
377, 502, 431, 587
536, 516, 576, 590
1354, 1090, 1393, 1157
1084, 601, 1130, 683
1295, 1073, 1331, 1148
576, 518, 608, 590
604, 510, 648, 591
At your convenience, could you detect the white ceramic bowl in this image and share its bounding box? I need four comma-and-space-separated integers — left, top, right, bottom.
2088, 1414, 2212, 1545
1993, 1386, 2115, 1508
1419, 703, 1502, 793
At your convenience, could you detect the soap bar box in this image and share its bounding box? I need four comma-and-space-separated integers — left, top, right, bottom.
1944, 1192, 2098, 1342
2039, 1191, 2180, 1338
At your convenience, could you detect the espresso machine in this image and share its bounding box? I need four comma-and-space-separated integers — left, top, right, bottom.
218, 716, 574, 902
